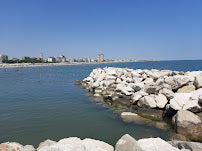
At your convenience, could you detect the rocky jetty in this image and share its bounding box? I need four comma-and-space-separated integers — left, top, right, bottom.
76, 67, 202, 141
1, 134, 202, 151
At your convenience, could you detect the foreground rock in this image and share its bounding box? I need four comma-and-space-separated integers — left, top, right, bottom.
1, 134, 202, 151
115, 134, 186, 151
173, 110, 202, 141
115, 134, 143, 151
0, 142, 35, 151
137, 138, 181, 151
38, 137, 114, 151
169, 141, 202, 151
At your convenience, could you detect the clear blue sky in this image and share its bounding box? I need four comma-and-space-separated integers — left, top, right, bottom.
0, 0, 201, 60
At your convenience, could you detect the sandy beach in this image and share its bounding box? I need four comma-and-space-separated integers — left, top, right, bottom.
0, 60, 147, 69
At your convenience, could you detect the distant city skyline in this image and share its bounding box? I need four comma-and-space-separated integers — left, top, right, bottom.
0, 0, 201, 60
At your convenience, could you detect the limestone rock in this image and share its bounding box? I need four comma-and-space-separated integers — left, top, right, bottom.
0, 142, 24, 151
191, 88, 202, 100
75, 80, 83, 85
195, 75, 202, 88
156, 77, 165, 85
137, 137, 180, 151
174, 110, 202, 141
133, 77, 143, 83
131, 93, 142, 103
165, 76, 178, 90
177, 85, 195, 93
94, 87, 103, 94
169, 134, 188, 141
37, 139, 56, 150
121, 112, 152, 124
104, 80, 115, 87
199, 95, 202, 104
168, 141, 202, 151
144, 85, 158, 94
115, 134, 143, 151
94, 93, 101, 97
144, 78, 154, 85
23, 145, 35, 151
116, 83, 126, 92
159, 88, 174, 99
83, 77, 94, 83
169, 93, 201, 111
131, 71, 141, 78
169, 93, 191, 110
82, 138, 114, 151
39, 137, 114, 151
173, 75, 190, 87
136, 108, 163, 120
133, 82, 145, 91
116, 78, 122, 83
138, 95, 157, 108
155, 94, 168, 108
175, 110, 201, 124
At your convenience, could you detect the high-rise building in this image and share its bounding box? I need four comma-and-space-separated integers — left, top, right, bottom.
60, 55, 66, 62
40, 52, 43, 59
48, 57, 56, 62
97, 54, 104, 63
22, 56, 30, 60
0, 54, 8, 63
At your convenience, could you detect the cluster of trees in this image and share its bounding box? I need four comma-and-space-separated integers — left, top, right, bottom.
3, 58, 44, 63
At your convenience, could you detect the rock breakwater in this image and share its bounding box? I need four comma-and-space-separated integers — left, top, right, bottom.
1, 134, 202, 151
76, 67, 202, 141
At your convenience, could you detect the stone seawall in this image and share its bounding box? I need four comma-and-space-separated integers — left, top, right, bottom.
1, 134, 202, 151
76, 67, 202, 141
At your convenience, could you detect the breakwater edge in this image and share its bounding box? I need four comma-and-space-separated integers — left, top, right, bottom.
76, 67, 202, 142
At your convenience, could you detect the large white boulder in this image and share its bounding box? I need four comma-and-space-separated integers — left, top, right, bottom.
169, 92, 201, 111
133, 82, 145, 91
177, 85, 195, 93
115, 134, 143, 151
155, 94, 168, 108
195, 75, 202, 88
105, 67, 117, 76
104, 80, 115, 87
0, 142, 24, 151
131, 93, 142, 103
173, 110, 202, 141
144, 78, 154, 85
116, 83, 126, 91
164, 76, 178, 89
169, 93, 191, 110
37, 139, 56, 150
190, 88, 202, 100
138, 95, 157, 108
155, 77, 164, 85
175, 110, 201, 124
39, 137, 114, 151
137, 138, 180, 151
173, 75, 190, 87
159, 88, 174, 99
131, 71, 141, 78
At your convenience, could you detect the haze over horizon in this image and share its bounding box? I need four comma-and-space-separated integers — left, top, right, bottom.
0, 0, 201, 60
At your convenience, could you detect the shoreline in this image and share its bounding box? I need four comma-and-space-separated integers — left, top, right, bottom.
0, 61, 149, 69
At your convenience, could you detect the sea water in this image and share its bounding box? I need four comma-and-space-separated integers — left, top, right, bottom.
0, 60, 202, 146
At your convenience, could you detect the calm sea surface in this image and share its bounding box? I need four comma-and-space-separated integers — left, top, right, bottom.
0, 60, 202, 147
